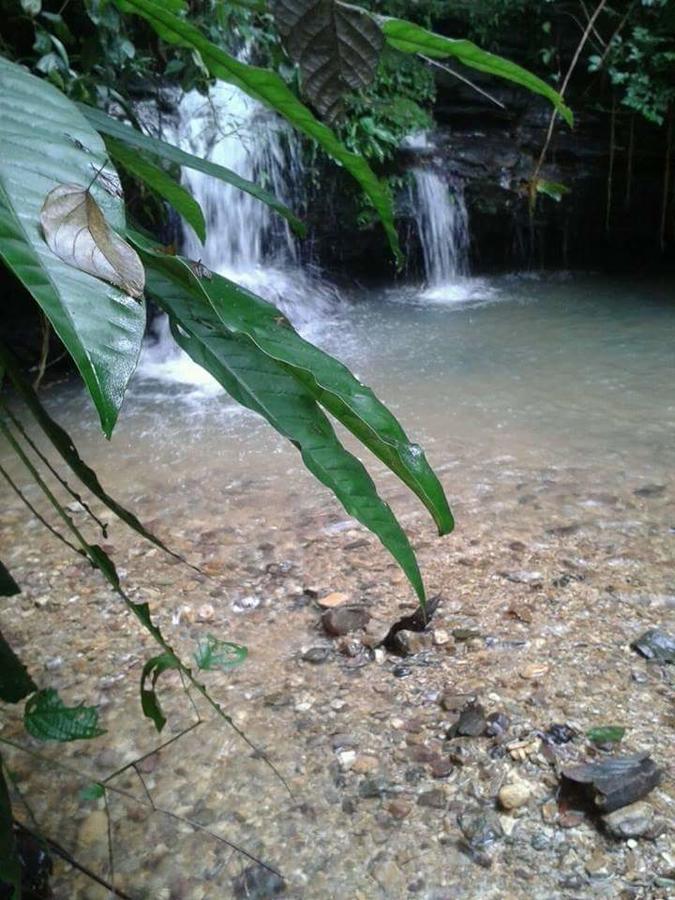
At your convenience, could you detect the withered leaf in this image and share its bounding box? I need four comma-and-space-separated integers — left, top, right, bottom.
40, 183, 144, 299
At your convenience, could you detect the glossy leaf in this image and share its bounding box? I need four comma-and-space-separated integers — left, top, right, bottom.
139, 243, 453, 536
0, 757, 20, 900
140, 652, 180, 732
105, 135, 206, 242
587, 725, 626, 745
132, 238, 426, 602
24, 689, 105, 742
194, 635, 248, 672
379, 17, 573, 127
0, 56, 145, 437
536, 179, 571, 202
0, 630, 36, 704
273, 0, 384, 122
113, 0, 402, 264
80, 104, 305, 237
0, 560, 20, 598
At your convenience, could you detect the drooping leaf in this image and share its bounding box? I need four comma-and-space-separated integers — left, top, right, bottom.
0, 630, 37, 704
378, 17, 573, 127
104, 136, 206, 242
112, 0, 402, 264
140, 652, 180, 732
536, 179, 570, 202
131, 237, 426, 602
0, 56, 145, 437
40, 183, 145, 298
273, 0, 384, 123
587, 725, 626, 745
0, 756, 20, 900
0, 341, 193, 569
79, 104, 305, 237
132, 235, 452, 536
0, 560, 20, 597
24, 689, 105, 742
194, 635, 248, 671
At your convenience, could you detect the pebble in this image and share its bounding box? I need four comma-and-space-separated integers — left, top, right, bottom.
585, 850, 611, 878
318, 591, 349, 609
391, 629, 432, 655
196, 603, 215, 622
322, 606, 370, 637
433, 628, 450, 645
232, 865, 285, 899
388, 799, 411, 820
301, 646, 331, 664
603, 801, 654, 839
352, 755, 380, 775
520, 662, 550, 680
77, 810, 108, 849
498, 780, 531, 810
417, 788, 446, 809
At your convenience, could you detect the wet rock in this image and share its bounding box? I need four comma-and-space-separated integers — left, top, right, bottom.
602, 801, 655, 839
382, 596, 441, 651
232, 865, 286, 899
485, 712, 510, 738
301, 646, 331, 664
317, 591, 349, 609
458, 807, 504, 854
232, 594, 261, 613
417, 788, 446, 810
370, 858, 405, 894
448, 701, 487, 738
337, 750, 357, 771
585, 851, 611, 878
631, 628, 675, 664
322, 606, 370, 637
499, 570, 544, 587
196, 603, 215, 622
498, 780, 531, 810
561, 753, 662, 813
432, 628, 450, 645
452, 628, 482, 642
263, 691, 292, 708
390, 629, 432, 656
440, 691, 476, 712
430, 758, 453, 779
633, 484, 666, 498
387, 799, 411, 820
331, 733, 358, 751
519, 662, 550, 680
544, 723, 576, 745
359, 777, 395, 799
392, 665, 411, 678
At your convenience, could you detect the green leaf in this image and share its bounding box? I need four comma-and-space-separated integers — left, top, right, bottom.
135, 237, 452, 536
79, 782, 105, 802
0, 630, 36, 704
112, 0, 402, 264
21, 0, 41, 14
104, 135, 206, 242
132, 238, 426, 602
140, 652, 180, 732
535, 179, 570, 202
378, 17, 574, 127
24, 689, 105, 742
80, 105, 305, 237
272, 0, 384, 123
0, 56, 145, 437
0, 341, 192, 569
194, 635, 248, 671
0, 560, 20, 597
0, 756, 20, 900
587, 725, 626, 745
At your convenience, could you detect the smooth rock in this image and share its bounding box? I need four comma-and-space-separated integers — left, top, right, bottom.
196, 603, 215, 622
301, 646, 331, 664
603, 801, 655, 839
391, 629, 432, 656
458, 807, 504, 850
585, 850, 611, 878
631, 628, 675, 664
499, 781, 531, 810
232, 865, 285, 899
318, 591, 349, 609
352, 755, 380, 775
417, 788, 446, 810
322, 606, 370, 637
388, 799, 411, 820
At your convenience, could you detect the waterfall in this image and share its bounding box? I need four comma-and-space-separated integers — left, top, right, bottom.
405, 134, 470, 292
138, 80, 337, 394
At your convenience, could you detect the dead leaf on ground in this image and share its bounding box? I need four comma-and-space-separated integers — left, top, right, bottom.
40, 183, 144, 299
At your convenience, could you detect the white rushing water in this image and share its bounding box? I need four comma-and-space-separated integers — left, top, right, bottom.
138, 80, 338, 395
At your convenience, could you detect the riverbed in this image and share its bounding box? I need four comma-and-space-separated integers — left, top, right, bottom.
1, 272, 674, 898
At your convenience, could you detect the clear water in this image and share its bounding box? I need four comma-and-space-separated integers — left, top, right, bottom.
12, 273, 674, 508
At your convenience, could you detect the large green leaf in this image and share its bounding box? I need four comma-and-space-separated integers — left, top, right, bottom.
0, 341, 192, 568
0, 56, 145, 437
23, 688, 105, 742
0, 757, 20, 900
0, 630, 37, 704
79, 104, 306, 237
137, 242, 453, 536
132, 240, 426, 602
379, 17, 573, 127
113, 0, 402, 264
272, 0, 384, 123
104, 135, 206, 242
140, 651, 180, 732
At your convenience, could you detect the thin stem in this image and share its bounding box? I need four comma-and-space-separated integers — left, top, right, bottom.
421, 55, 506, 110
33, 314, 50, 391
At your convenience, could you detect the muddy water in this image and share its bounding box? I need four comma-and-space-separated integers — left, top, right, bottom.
1, 273, 674, 899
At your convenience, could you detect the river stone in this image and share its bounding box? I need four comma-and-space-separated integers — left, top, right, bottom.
301, 646, 331, 664
77, 810, 108, 849
631, 628, 675, 663
233, 865, 285, 899
391, 629, 432, 656
417, 788, 446, 809
602, 801, 655, 839
498, 780, 531, 810
318, 591, 349, 609
458, 807, 504, 850
322, 606, 370, 636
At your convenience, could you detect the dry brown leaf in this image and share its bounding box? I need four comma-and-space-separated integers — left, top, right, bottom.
40, 183, 144, 299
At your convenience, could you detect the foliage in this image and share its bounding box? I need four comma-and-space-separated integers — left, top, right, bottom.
23, 688, 106, 742
194, 635, 248, 671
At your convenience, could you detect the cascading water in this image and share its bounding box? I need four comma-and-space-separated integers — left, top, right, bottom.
138, 79, 337, 395
405, 134, 472, 298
